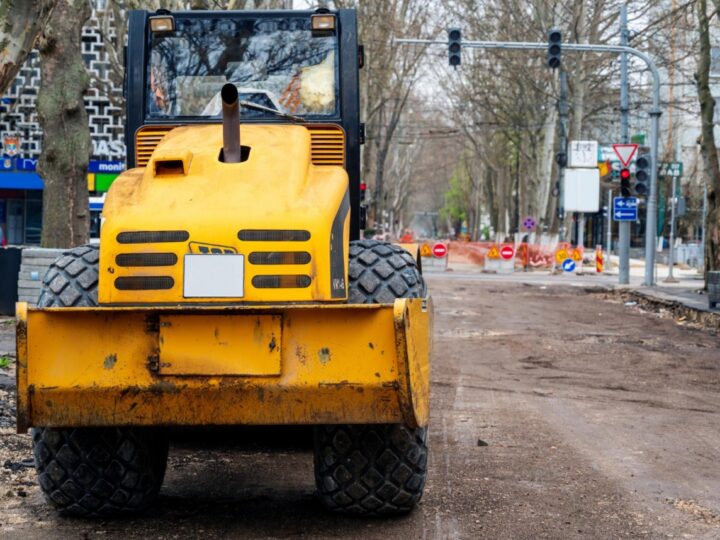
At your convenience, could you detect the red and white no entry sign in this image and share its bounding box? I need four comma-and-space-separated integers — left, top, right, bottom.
500, 245, 515, 260
432, 243, 448, 258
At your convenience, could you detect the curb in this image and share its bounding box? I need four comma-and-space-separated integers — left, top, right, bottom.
624, 289, 720, 333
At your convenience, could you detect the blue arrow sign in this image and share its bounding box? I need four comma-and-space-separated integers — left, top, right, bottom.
562, 259, 576, 272
614, 210, 637, 220
613, 197, 638, 221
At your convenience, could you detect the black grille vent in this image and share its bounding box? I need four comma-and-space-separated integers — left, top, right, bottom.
115, 276, 175, 290
249, 252, 311, 265
238, 230, 310, 242
117, 230, 189, 244
116, 253, 178, 267
252, 275, 312, 289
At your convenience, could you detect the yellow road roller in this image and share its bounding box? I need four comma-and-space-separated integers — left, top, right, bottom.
16, 7, 431, 517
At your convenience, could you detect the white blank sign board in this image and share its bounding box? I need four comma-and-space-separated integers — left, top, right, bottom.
564, 168, 600, 213
184, 254, 245, 298
568, 140, 598, 168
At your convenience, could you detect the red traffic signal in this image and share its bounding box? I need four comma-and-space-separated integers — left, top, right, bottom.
620, 168, 631, 196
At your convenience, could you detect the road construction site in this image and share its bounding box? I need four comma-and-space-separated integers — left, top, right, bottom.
1, 272, 718, 539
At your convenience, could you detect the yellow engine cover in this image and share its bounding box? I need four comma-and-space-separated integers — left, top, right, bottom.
99, 124, 350, 304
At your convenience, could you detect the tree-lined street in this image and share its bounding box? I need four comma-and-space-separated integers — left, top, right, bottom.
1, 1, 719, 537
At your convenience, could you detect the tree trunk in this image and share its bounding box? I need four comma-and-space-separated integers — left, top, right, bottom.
537, 106, 557, 229
37, 0, 92, 248
0, 0, 56, 94
696, 0, 720, 275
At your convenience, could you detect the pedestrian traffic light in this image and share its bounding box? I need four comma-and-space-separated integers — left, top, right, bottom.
634, 153, 650, 196
620, 167, 631, 196
448, 28, 461, 67
547, 29, 562, 69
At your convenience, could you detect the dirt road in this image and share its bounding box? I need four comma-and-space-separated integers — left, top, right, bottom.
1, 277, 719, 538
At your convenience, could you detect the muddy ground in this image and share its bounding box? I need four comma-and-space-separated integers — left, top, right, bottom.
0, 277, 719, 539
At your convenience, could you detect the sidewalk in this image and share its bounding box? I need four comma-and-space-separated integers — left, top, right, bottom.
603, 255, 714, 313
632, 285, 711, 312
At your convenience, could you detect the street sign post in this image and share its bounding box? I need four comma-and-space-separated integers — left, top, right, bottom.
568, 140, 598, 168
659, 161, 683, 177
612, 143, 638, 167
522, 216, 536, 231
562, 259, 576, 272
500, 245, 515, 260
613, 197, 638, 221
563, 168, 600, 212
432, 243, 448, 258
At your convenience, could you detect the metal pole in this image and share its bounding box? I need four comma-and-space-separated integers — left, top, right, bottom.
558, 70, 568, 241
665, 174, 678, 281
701, 183, 707, 273
606, 189, 613, 271
577, 214, 585, 273
644, 111, 662, 286
618, 4, 631, 285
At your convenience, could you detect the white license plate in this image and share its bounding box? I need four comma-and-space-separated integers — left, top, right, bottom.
183, 254, 244, 298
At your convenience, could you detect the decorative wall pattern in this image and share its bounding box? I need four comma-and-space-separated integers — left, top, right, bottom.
0, 11, 126, 162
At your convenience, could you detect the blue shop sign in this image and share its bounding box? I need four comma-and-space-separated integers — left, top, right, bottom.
0, 158, 13, 171
16, 158, 37, 171
89, 160, 125, 174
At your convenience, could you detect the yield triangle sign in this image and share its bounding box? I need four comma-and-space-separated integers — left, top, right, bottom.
612, 144, 638, 167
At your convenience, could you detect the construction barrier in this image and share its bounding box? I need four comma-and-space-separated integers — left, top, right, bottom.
418, 239, 597, 272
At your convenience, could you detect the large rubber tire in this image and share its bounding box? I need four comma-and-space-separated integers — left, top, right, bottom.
33, 427, 169, 517
314, 424, 428, 515
347, 239, 426, 303
32, 244, 169, 517
37, 244, 99, 307
314, 240, 428, 516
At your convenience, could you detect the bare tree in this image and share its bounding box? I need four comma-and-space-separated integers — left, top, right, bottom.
37, 0, 92, 247
0, 0, 56, 93
334, 0, 437, 231
696, 0, 720, 275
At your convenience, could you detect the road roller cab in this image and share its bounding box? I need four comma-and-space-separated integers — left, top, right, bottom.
17, 7, 431, 517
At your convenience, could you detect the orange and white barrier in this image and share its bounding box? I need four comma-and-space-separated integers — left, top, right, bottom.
595, 246, 603, 273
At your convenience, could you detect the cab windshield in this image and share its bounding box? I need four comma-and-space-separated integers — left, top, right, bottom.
147, 15, 338, 119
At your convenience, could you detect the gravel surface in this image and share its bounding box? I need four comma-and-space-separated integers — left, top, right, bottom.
0, 278, 719, 538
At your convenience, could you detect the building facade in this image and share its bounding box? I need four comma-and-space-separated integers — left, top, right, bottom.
0, 10, 124, 245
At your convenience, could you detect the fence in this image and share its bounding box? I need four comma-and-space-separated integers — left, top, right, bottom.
419, 237, 596, 272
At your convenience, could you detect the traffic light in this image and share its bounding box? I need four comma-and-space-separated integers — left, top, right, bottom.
634, 153, 650, 196
448, 28, 461, 67
547, 29, 562, 69
620, 167, 631, 197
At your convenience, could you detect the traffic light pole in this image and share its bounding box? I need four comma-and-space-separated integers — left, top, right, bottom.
395, 37, 663, 285
618, 4, 631, 285
557, 70, 568, 241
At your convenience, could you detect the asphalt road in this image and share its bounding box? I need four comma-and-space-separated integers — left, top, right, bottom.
1, 276, 719, 539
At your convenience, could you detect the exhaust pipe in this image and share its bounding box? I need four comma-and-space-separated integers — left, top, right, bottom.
221, 83, 242, 163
